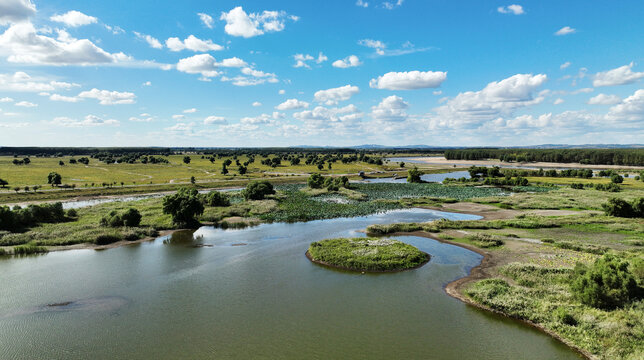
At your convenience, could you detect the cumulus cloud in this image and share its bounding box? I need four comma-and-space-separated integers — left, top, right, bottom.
15, 100, 36, 107
166, 35, 223, 52
593, 63, 644, 87
197, 13, 214, 29
358, 39, 386, 55
605, 89, 644, 122
314, 85, 360, 105
252, 101, 262, 107
0, 97, 14, 102
50, 10, 97, 27
555, 26, 576, 36
356, 0, 369, 8
292, 52, 327, 68
204, 116, 226, 125
220, 6, 296, 38
0, 71, 79, 92
553, 98, 564, 105
241, 112, 283, 125
49, 93, 80, 102
129, 113, 154, 122
134, 32, 162, 49
560, 62, 571, 70
369, 70, 447, 90
176, 54, 220, 78
50, 114, 119, 127
294, 104, 363, 133
382, 0, 404, 10
0, 22, 123, 65
276, 98, 309, 110
332, 55, 361, 68
497, 5, 524, 15
220, 66, 278, 86
587, 93, 621, 105
0, 0, 36, 25
218, 57, 247, 67
371, 95, 408, 122
432, 73, 547, 128
183, 108, 197, 113
78, 88, 136, 105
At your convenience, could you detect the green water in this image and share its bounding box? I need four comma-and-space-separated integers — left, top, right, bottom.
0, 209, 581, 359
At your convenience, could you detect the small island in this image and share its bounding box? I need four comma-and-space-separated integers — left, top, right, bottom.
306, 237, 430, 273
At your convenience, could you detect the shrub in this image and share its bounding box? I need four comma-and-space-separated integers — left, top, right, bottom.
163, 187, 204, 225
611, 174, 624, 184
100, 208, 142, 227
602, 197, 644, 218
554, 307, 577, 326
203, 191, 230, 207
570, 255, 641, 310
307, 173, 324, 189
407, 166, 423, 183
67, 208, 78, 218
242, 181, 275, 200
95, 234, 121, 245
13, 244, 48, 255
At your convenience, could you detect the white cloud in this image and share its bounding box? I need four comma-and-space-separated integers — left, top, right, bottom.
142, 81, 151, 86
78, 88, 136, 105
497, 5, 524, 15
0, 0, 36, 25
204, 116, 227, 125
134, 32, 162, 49
172, 114, 185, 121
166, 35, 223, 52
176, 54, 220, 78
197, 13, 214, 29
433, 90, 442, 95
129, 113, 154, 122
104, 24, 125, 35
369, 70, 447, 90
278, 89, 286, 95
356, 0, 369, 8
553, 98, 564, 105
219, 66, 278, 86
15, 100, 36, 107
293, 53, 313, 68
593, 63, 644, 87
0, 97, 14, 102
241, 112, 283, 125
50, 10, 97, 27
0, 22, 121, 65
294, 104, 363, 130
605, 89, 644, 122
0, 71, 79, 92
432, 73, 547, 128
183, 108, 197, 113
314, 85, 360, 105
316, 52, 328, 64
371, 95, 408, 122
49, 93, 80, 102
220, 6, 295, 38
560, 62, 571, 70
51, 115, 119, 127
587, 93, 622, 105
571, 87, 594, 95
252, 101, 262, 107
218, 57, 247, 67
276, 98, 309, 110
332, 55, 361, 68
166, 122, 195, 132
555, 26, 576, 36
358, 39, 386, 55
382, 0, 404, 10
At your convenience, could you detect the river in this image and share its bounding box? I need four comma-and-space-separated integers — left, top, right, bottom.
0, 208, 581, 359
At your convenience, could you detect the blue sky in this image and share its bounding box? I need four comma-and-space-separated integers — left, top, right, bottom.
0, 0, 642, 147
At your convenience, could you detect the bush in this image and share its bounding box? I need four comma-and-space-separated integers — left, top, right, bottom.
242, 181, 275, 200
67, 208, 78, 218
163, 187, 204, 225
407, 166, 423, 183
554, 307, 577, 326
611, 174, 624, 184
95, 234, 121, 245
602, 197, 643, 218
100, 208, 142, 227
203, 191, 230, 207
307, 173, 324, 189
570, 255, 641, 310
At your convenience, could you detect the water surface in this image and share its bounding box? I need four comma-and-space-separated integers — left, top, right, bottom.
0, 209, 581, 359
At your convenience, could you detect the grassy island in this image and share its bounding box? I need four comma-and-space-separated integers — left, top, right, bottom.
307, 237, 429, 272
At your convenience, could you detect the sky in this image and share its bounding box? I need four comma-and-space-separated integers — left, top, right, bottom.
0, 0, 643, 147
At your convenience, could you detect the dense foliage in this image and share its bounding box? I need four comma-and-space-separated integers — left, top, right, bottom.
100, 208, 142, 227
570, 255, 641, 310
308, 237, 428, 272
203, 191, 230, 207
602, 197, 644, 218
407, 166, 423, 183
445, 148, 644, 166
162, 188, 204, 225
0, 202, 66, 231
242, 181, 276, 200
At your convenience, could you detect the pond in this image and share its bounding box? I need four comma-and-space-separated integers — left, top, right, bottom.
0, 209, 581, 359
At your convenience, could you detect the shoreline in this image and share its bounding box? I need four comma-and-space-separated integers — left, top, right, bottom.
305, 249, 430, 273
401, 156, 644, 171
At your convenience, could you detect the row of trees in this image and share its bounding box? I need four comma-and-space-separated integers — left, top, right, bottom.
445, 148, 644, 166
0, 202, 67, 231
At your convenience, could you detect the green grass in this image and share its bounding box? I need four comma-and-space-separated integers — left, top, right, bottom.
466, 263, 644, 360
308, 237, 429, 272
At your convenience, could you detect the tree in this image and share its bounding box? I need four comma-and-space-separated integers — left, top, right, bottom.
603, 198, 635, 218
611, 174, 624, 184
407, 166, 423, 183
221, 165, 228, 175
22, 158, 30, 165
203, 191, 230, 207
59, 160, 65, 166
190, 176, 196, 185
121, 208, 142, 227
400, 162, 405, 168
242, 180, 275, 200
238, 165, 247, 175
162, 188, 204, 226
570, 255, 640, 310
47, 172, 62, 187
183, 156, 191, 164
308, 173, 324, 189
0, 178, 8, 188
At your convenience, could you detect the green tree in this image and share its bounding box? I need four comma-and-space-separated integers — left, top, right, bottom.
238, 165, 247, 175
308, 173, 324, 189
47, 172, 62, 187
162, 188, 204, 226
602, 198, 635, 218
203, 191, 230, 207
183, 156, 191, 164
407, 166, 423, 183
0, 178, 8, 188
570, 255, 641, 310
611, 174, 624, 184
242, 181, 275, 200
190, 176, 196, 185
400, 161, 405, 168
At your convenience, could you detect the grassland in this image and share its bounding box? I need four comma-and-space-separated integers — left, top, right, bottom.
307, 237, 429, 272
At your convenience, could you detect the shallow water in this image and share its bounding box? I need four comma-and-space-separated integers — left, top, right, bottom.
359, 170, 471, 184
0, 209, 581, 359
